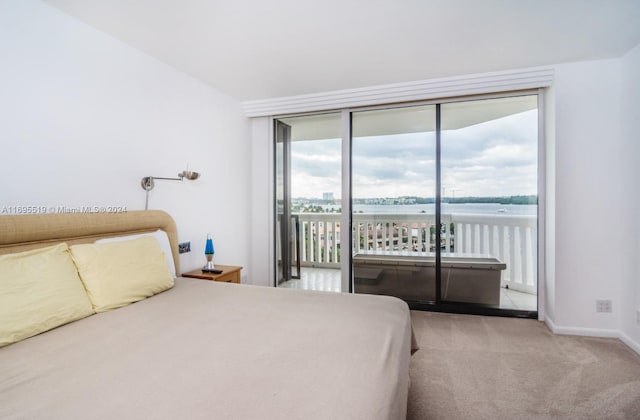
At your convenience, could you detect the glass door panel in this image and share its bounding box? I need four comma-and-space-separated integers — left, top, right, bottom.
440, 95, 538, 310
351, 105, 437, 301
274, 120, 290, 286
274, 113, 342, 291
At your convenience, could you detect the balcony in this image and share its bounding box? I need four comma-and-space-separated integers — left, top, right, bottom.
284, 212, 537, 310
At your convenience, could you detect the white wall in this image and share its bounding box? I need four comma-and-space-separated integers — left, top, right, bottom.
0, 0, 251, 278
620, 43, 640, 349
549, 58, 624, 334
249, 117, 273, 286
544, 52, 640, 354
543, 85, 556, 322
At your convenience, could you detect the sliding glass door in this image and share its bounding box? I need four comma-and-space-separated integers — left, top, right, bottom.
274, 113, 343, 291
440, 96, 538, 310
274, 120, 291, 286
274, 93, 539, 316
351, 105, 437, 301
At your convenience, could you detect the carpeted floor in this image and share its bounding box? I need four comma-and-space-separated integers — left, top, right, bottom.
407, 311, 640, 420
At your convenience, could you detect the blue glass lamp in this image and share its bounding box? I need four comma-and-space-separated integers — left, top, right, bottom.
204, 233, 215, 270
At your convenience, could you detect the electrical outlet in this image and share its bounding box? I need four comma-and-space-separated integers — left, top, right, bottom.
596, 300, 612, 313
636, 310, 640, 324
178, 241, 191, 254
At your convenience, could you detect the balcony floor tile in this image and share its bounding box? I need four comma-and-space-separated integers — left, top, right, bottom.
279, 267, 537, 311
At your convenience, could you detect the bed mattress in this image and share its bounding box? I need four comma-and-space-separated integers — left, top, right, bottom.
0, 278, 414, 419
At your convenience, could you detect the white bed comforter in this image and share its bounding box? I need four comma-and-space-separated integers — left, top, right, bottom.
1, 278, 414, 420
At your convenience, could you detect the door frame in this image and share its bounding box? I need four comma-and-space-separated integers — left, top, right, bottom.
270, 89, 545, 319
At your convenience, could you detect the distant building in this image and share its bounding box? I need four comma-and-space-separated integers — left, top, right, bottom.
322, 192, 335, 203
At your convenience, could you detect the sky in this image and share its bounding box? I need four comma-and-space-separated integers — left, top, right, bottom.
289, 108, 538, 200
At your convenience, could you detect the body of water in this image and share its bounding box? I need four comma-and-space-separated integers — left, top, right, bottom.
344, 203, 537, 215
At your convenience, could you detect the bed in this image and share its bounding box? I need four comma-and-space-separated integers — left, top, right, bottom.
0, 210, 415, 420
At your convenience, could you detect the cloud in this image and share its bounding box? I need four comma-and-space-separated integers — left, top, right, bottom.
287, 108, 538, 198
352, 133, 436, 196
290, 138, 341, 197
291, 138, 341, 177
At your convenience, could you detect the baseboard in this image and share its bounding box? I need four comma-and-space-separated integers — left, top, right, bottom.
545, 317, 640, 356
619, 331, 640, 355
544, 317, 619, 338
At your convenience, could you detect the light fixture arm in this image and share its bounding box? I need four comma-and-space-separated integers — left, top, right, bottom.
140, 171, 200, 192
141, 170, 200, 209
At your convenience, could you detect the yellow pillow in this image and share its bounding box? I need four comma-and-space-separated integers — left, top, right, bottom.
0, 243, 95, 348
70, 236, 174, 312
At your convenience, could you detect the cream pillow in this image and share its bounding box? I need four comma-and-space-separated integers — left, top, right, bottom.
95, 229, 176, 278
0, 243, 95, 348
70, 236, 174, 312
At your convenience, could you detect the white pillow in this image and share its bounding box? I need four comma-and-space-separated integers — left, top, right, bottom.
0, 243, 95, 347
95, 229, 176, 277
71, 237, 174, 312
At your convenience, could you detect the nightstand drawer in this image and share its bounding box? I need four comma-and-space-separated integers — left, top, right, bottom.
215, 270, 240, 283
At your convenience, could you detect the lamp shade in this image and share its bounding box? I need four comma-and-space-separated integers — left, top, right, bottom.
205, 234, 215, 255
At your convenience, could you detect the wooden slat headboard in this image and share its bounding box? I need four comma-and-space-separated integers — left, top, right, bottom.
0, 210, 179, 276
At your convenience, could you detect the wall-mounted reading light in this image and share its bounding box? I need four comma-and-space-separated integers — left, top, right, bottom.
141, 169, 200, 210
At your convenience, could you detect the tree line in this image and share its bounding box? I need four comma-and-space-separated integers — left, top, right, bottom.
407, 195, 537, 205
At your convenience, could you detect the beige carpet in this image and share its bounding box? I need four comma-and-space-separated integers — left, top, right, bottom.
407, 311, 640, 420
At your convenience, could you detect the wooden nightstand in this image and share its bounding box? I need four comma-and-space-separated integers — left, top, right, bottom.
181, 265, 243, 284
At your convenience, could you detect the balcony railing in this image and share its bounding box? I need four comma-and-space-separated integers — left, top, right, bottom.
295, 212, 537, 294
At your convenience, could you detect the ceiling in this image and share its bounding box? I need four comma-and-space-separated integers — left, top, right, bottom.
43, 0, 640, 101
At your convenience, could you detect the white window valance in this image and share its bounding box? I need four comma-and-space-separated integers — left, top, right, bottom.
242, 66, 553, 117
